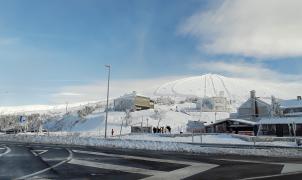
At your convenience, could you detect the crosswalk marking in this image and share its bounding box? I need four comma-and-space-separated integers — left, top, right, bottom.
281, 163, 302, 174
72, 149, 218, 179
73, 150, 198, 166
69, 159, 163, 176
143, 163, 218, 180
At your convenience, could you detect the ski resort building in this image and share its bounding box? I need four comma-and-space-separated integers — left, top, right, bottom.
237, 90, 271, 121
196, 94, 231, 112
256, 96, 302, 137
114, 92, 154, 111
257, 117, 302, 137
205, 118, 256, 135
279, 96, 302, 116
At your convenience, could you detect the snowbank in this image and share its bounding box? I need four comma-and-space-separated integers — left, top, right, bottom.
0, 133, 301, 158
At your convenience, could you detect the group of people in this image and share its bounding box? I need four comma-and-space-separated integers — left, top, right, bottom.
153, 126, 171, 134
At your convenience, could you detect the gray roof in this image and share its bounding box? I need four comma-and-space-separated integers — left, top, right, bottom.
279, 99, 302, 109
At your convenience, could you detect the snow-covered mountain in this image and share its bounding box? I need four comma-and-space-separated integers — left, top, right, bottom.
155, 73, 302, 106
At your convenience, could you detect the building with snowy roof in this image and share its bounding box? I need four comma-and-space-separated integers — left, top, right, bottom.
257, 116, 302, 137
205, 118, 256, 135
237, 90, 271, 121
279, 96, 302, 117
114, 92, 154, 112
255, 96, 302, 137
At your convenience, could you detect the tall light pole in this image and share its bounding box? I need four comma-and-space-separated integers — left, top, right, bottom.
104, 65, 111, 138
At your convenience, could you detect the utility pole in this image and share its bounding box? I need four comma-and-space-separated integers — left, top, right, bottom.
104, 65, 111, 138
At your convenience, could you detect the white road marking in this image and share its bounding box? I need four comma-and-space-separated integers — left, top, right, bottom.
30, 150, 48, 156
15, 148, 73, 180
69, 159, 162, 176
73, 150, 200, 165
217, 158, 277, 164
143, 163, 217, 180
72, 150, 218, 179
281, 163, 302, 174
0, 146, 11, 157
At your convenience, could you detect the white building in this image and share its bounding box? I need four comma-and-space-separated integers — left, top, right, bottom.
196, 95, 231, 112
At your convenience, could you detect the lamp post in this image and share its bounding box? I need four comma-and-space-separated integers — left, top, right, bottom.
104, 65, 111, 138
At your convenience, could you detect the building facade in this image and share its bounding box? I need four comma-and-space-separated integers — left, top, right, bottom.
114, 92, 154, 111
279, 96, 302, 116
237, 90, 271, 121
196, 96, 231, 112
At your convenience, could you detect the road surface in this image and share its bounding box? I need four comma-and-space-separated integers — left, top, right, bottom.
0, 141, 302, 179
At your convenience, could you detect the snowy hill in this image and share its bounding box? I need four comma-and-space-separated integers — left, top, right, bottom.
155, 74, 302, 107
0, 100, 102, 115
43, 105, 191, 135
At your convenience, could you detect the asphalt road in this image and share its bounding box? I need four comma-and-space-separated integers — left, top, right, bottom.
0, 141, 302, 180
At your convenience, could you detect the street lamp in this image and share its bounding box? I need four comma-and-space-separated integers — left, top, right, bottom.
104, 65, 111, 138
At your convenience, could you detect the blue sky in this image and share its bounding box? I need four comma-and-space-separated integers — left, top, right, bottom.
0, 0, 301, 105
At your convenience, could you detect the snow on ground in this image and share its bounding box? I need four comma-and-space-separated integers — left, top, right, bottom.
114, 133, 299, 147
0, 133, 301, 158
115, 134, 250, 144
43, 105, 191, 136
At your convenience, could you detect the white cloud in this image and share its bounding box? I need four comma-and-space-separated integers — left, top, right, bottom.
190, 60, 302, 82
180, 0, 302, 58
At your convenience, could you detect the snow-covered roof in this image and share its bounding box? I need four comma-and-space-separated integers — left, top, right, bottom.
116, 91, 149, 99
257, 116, 302, 124
208, 118, 256, 126
228, 118, 257, 125
279, 99, 302, 109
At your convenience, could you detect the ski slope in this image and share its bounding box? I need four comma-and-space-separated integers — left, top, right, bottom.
155, 73, 302, 107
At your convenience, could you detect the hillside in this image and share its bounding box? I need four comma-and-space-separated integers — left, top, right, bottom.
155, 74, 301, 107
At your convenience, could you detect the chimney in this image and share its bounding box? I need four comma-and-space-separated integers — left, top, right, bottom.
298, 96, 302, 101
250, 90, 256, 99
250, 90, 256, 121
